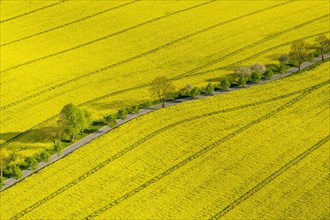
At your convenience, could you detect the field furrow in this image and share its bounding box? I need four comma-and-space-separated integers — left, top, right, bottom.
0, 1, 65, 23
210, 136, 330, 219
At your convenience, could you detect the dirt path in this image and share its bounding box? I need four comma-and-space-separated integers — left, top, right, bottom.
1, 53, 328, 191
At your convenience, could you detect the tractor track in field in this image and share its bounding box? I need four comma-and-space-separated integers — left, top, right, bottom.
0, 1, 66, 24
0, 0, 218, 73
9, 80, 328, 220
0, 1, 139, 47
209, 135, 330, 220
81, 80, 327, 219
0, 4, 320, 113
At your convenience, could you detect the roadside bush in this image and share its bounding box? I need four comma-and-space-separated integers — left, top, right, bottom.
53, 143, 62, 156
263, 69, 274, 79
237, 76, 247, 87
132, 105, 140, 113
5, 164, 22, 180
24, 156, 39, 171
204, 83, 215, 95
250, 71, 263, 82
117, 109, 128, 119
188, 87, 201, 98
220, 79, 231, 90
40, 151, 51, 162
104, 114, 118, 128
139, 101, 153, 109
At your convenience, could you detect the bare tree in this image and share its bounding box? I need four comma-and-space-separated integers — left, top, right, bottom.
150, 76, 175, 108
314, 35, 330, 61
289, 40, 310, 71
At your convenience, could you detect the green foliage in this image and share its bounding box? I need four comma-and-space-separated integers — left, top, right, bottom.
104, 114, 118, 128
132, 105, 140, 114
9, 152, 18, 163
40, 151, 51, 162
150, 76, 175, 107
204, 83, 215, 95
117, 109, 128, 119
238, 76, 247, 87
0, 177, 5, 189
188, 87, 201, 98
251, 71, 263, 82
263, 69, 274, 79
278, 54, 289, 65
59, 103, 89, 141
220, 79, 231, 90
6, 164, 22, 180
53, 143, 62, 156
24, 157, 39, 171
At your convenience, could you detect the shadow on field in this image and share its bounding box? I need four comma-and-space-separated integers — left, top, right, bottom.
0, 128, 51, 144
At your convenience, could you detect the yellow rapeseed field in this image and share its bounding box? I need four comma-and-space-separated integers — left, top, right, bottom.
0, 62, 329, 219
0, 0, 329, 160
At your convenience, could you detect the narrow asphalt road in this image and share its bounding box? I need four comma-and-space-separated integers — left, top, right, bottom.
1, 53, 329, 191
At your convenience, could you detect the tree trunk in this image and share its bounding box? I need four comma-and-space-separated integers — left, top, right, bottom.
298, 62, 301, 71
322, 53, 324, 61
0, 166, 3, 179
162, 100, 165, 108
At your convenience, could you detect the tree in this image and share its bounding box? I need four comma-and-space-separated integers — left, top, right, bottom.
10, 165, 22, 180
44, 118, 63, 146
278, 54, 289, 66
39, 151, 50, 162
263, 69, 274, 79
250, 64, 265, 82
250, 71, 262, 82
289, 40, 310, 71
188, 87, 201, 98
238, 75, 247, 87
205, 83, 215, 94
220, 79, 231, 90
59, 103, 89, 142
24, 156, 39, 170
314, 35, 330, 61
117, 109, 128, 119
250, 64, 266, 73
235, 66, 251, 78
150, 76, 175, 108
104, 114, 118, 128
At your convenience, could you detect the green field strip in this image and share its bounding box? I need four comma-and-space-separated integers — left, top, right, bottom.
0, 1, 138, 47
0, 1, 300, 112
7, 87, 308, 219
0, 1, 66, 24
0, 0, 218, 73
80, 81, 327, 219
209, 135, 330, 220
173, 13, 329, 80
